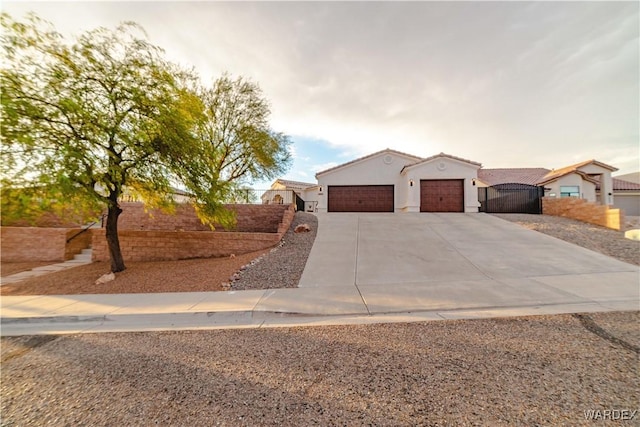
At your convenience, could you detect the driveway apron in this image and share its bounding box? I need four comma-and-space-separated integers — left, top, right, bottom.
298, 213, 639, 314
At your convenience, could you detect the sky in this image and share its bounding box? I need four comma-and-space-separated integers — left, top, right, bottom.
4, 1, 639, 188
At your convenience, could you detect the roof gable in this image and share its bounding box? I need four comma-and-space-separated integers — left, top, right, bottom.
401, 152, 482, 173
273, 179, 317, 190
315, 148, 423, 178
546, 160, 618, 180
538, 170, 600, 186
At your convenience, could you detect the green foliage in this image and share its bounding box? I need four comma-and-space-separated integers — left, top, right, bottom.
1, 13, 292, 269
178, 75, 292, 228
1, 180, 102, 226
1, 13, 198, 211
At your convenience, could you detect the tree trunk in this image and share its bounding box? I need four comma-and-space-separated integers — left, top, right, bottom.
105, 199, 126, 273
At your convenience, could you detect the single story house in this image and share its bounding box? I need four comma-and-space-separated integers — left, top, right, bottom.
476, 159, 617, 206
608, 178, 640, 216
262, 179, 319, 212
269, 148, 629, 214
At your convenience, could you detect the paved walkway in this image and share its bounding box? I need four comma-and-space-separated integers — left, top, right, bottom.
1, 249, 92, 286
1, 214, 638, 336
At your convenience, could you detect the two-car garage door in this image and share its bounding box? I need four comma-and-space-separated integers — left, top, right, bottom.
328, 185, 394, 212
327, 180, 464, 212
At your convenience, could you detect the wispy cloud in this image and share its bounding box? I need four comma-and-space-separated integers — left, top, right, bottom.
5, 1, 638, 175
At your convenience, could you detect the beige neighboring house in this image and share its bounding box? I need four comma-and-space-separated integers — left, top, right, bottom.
477, 160, 617, 205
609, 177, 640, 216
264, 179, 319, 212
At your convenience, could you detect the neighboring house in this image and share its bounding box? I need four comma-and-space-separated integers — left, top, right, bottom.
264, 179, 319, 212
477, 160, 617, 206
314, 149, 482, 213
608, 178, 640, 216
610, 172, 640, 216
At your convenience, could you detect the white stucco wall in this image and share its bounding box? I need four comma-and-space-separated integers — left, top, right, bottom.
316, 151, 419, 212
544, 174, 596, 202
576, 164, 614, 205
401, 157, 481, 213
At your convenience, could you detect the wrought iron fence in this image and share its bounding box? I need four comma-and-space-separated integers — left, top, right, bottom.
478, 184, 544, 214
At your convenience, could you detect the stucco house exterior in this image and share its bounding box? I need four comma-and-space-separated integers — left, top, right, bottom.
313, 149, 483, 213
269, 148, 627, 214
609, 178, 640, 216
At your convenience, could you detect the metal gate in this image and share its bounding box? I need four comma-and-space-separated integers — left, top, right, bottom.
295, 193, 305, 212
478, 184, 544, 214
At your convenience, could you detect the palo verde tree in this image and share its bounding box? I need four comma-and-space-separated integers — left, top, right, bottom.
1, 13, 204, 272
175, 75, 292, 227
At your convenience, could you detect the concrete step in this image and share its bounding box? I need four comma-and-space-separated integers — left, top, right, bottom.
73, 249, 93, 262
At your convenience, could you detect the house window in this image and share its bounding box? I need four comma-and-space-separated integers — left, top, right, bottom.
560, 186, 580, 198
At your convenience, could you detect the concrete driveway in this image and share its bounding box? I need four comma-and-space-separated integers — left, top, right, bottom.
297, 213, 639, 315
2, 213, 638, 336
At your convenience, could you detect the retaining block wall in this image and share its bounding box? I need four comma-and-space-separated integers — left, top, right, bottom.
90, 230, 281, 262
116, 202, 291, 233
1, 227, 86, 262
91, 204, 296, 262
542, 197, 623, 231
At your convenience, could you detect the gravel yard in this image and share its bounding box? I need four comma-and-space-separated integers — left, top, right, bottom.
0, 250, 268, 296
494, 214, 640, 266
231, 212, 318, 290
1, 311, 638, 426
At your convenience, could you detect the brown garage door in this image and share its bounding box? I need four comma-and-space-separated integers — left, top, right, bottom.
328, 185, 394, 212
420, 180, 464, 212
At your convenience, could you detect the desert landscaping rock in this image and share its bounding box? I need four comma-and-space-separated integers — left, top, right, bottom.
1, 312, 638, 426
231, 212, 318, 290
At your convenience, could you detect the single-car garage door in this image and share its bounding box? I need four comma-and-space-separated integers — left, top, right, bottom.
420, 179, 464, 212
328, 185, 394, 212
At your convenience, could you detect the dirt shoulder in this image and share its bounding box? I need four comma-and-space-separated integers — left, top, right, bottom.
1, 311, 638, 426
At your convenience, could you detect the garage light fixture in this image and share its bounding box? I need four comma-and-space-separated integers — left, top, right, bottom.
409, 179, 414, 187
472, 178, 476, 186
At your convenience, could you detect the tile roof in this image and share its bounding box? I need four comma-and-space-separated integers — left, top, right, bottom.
275, 179, 317, 189
477, 168, 550, 186
613, 178, 640, 191
402, 152, 482, 172
595, 177, 640, 191
315, 148, 423, 177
